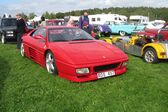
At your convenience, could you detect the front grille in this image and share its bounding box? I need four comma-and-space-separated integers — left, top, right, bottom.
94, 63, 120, 72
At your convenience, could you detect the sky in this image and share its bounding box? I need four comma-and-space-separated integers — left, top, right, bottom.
0, 0, 168, 16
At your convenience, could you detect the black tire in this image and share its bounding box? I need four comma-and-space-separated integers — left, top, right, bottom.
1, 34, 6, 44
119, 31, 126, 36
20, 42, 25, 57
143, 48, 159, 63
45, 51, 58, 75
104, 32, 111, 37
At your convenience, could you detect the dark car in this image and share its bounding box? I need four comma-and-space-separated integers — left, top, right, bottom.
97, 24, 112, 37
0, 18, 17, 44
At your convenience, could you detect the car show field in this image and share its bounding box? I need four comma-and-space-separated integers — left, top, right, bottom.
0, 44, 168, 112
0, 1, 168, 111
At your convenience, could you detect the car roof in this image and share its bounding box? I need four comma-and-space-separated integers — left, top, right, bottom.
44, 26, 76, 29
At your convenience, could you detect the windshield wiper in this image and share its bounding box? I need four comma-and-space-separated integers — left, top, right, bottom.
71, 38, 93, 41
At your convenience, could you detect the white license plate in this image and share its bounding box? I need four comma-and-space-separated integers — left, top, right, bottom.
97, 70, 115, 79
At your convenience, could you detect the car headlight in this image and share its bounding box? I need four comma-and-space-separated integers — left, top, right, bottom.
6, 31, 13, 33
76, 68, 89, 74
122, 61, 128, 67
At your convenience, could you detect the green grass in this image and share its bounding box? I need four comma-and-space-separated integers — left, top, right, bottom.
0, 44, 168, 112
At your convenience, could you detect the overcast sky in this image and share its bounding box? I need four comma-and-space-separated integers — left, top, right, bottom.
0, 0, 168, 16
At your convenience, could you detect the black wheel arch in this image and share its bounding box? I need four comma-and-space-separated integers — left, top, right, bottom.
143, 46, 157, 57
143, 46, 159, 63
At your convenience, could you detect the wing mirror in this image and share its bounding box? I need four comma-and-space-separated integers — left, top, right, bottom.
34, 35, 46, 42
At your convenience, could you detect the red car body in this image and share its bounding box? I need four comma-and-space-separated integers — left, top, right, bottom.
21, 26, 128, 82
137, 23, 168, 40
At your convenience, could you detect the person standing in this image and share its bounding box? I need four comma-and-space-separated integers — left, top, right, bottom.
40, 16, 46, 26
79, 11, 90, 29
16, 13, 26, 49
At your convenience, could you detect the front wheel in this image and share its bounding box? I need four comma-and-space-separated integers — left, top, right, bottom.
119, 31, 126, 36
45, 51, 58, 74
1, 34, 6, 44
20, 42, 25, 57
143, 48, 159, 63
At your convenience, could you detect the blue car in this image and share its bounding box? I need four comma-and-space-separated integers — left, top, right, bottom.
105, 21, 145, 36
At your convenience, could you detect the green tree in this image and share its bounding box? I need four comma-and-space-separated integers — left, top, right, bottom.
43, 11, 50, 19
28, 13, 36, 19
56, 12, 65, 19
21, 13, 28, 21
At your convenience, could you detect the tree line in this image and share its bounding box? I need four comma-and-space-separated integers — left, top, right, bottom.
23, 7, 168, 21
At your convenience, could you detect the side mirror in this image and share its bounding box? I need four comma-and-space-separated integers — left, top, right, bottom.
34, 35, 46, 42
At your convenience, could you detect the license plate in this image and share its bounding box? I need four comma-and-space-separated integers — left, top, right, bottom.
97, 70, 115, 79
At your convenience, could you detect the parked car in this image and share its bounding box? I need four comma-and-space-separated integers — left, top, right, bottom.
103, 35, 168, 63
105, 21, 145, 36
0, 17, 17, 44
97, 24, 112, 37
137, 23, 168, 40
20, 26, 128, 82
0, 17, 34, 44
46, 19, 65, 26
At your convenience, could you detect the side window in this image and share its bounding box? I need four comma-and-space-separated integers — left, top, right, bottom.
115, 17, 117, 20
163, 25, 168, 30
32, 28, 46, 38
92, 18, 96, 22
97, 18, 101, 21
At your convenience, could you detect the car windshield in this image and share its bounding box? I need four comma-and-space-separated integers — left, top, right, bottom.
1, 19, 16, 27
48, 28, 94, 42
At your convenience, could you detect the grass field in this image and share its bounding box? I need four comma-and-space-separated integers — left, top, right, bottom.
0, 44, 168, 112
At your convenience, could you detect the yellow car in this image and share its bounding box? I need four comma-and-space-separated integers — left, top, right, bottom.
103, 35, 168, 63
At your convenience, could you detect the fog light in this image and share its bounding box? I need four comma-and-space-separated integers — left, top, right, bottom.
76, 68, 89, 74
6, 34, 14, 37
122, 61, 128, 67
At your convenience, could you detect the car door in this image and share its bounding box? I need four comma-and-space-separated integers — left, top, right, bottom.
159, 24, 168, 40
28, 28, 47, 64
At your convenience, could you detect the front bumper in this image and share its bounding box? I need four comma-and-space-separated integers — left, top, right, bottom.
4, 31, 17, 41
57, 59, 128, 82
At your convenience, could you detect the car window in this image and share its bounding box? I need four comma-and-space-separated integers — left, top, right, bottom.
163, 25, 168, 30
32, 28, 46, 38
1, 19, 16, 27
48, 28, 94, 42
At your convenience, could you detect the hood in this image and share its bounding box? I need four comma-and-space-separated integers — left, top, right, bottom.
50, 40, 128, 65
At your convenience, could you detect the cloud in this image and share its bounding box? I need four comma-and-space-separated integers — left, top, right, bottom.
0, 0, 168, 16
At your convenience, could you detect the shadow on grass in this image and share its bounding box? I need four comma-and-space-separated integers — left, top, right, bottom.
0, 56, 11, 98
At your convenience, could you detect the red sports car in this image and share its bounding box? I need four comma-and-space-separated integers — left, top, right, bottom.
137, 23, 168, 40
20, 26, 128, 82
